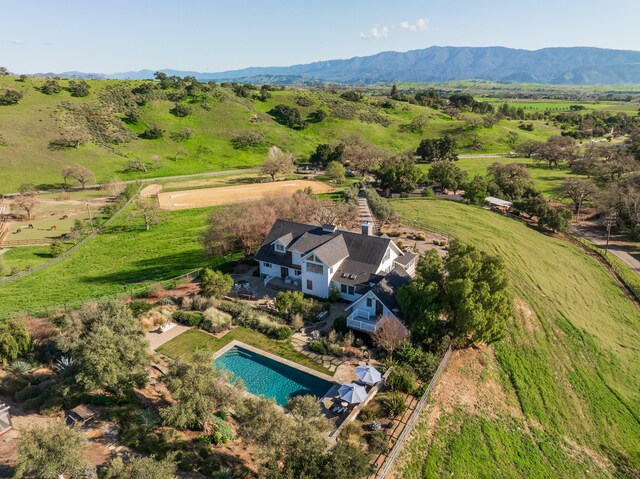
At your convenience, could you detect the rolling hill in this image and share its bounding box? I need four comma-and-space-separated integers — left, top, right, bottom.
31, 46, 640, 85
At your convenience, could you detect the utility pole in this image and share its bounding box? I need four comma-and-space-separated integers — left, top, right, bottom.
604, 212, 615, 256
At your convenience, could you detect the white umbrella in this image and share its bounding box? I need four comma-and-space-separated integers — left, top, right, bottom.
338, 383, 367, 404
355, 365, 382, 385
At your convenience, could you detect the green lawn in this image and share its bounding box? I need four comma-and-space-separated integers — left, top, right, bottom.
157, 327, 332, 376
392, 198, 640, 478
0, 205, 221, 317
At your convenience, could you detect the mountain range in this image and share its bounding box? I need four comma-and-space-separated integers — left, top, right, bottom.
32, 46, 640, 85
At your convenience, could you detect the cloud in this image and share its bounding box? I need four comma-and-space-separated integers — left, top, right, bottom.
3, 39, 25, 45
362, 18, 430, 39
360, 25, 390, 40
399, 18, 430, 32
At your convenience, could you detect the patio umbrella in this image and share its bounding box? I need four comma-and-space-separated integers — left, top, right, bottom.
338, 383, 368, 404
355, 365, 382, 385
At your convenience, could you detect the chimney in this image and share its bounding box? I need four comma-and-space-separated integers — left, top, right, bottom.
361, 221, 373, 236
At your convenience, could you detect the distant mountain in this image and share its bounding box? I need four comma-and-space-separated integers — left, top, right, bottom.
33, 46, 640, 85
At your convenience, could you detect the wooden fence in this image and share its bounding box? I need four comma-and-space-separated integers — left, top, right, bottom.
374, 346, 453, 479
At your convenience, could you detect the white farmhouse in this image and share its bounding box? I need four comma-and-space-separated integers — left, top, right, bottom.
255, 219, 417, 334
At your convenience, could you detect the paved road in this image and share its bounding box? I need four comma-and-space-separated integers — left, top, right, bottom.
573, 225, 640, 276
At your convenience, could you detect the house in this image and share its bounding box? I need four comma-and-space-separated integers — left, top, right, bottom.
255, 219, 417, 334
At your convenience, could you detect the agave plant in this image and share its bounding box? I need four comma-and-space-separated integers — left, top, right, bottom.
7, 360, 31, 375
54, 355, 74, 374
134, 409, 160, 430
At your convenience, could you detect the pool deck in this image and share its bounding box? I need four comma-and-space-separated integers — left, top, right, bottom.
213, 340, 337, 384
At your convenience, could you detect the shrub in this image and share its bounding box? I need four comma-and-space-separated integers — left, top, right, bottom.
333, 316, 348, 334
210, 416, 234, 445
386, 366, 418, 394
171, 310, 203, 327
309, 339, 327, 355
273, 325, 292, 340
140, 126, 164, 139
148, 282, 165, 297
139, 305, 176, 330
0, 320, 32, 363
422, 187, 436, 198
7, 360, 31, 375
169, 103, 192, 117
201, 308, 232, 334
50, 240, 66, 257
379, 392, 407, 417
366, 431, 390, 454
359, 400, 384, 422
290, 314, 304, 332
395, 343, 440, 382
128, 300, 154, 318
199, 269, 234, 299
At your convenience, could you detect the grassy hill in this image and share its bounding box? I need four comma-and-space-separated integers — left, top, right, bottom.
0, 77, 565, 193
392, 199, 640, 478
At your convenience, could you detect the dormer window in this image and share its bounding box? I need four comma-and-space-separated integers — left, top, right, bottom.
275, 242, 285, 253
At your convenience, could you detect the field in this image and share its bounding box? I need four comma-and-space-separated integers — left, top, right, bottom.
391, 199, 640, 478
158, 327, 332, 376
0, 77, 569, 193
421, 156, 585, 197
2, 189, 109, 242
0, 205, 220, 316
156, 179, 333, 210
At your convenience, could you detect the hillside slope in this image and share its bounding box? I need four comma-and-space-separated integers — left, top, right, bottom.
393, 199, 640, 478
0, 77, 559, 193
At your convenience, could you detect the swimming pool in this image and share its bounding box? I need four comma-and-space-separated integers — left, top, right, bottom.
215, 345, 334, 406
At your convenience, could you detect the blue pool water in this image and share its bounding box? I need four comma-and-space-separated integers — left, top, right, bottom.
215, 346, 334, 406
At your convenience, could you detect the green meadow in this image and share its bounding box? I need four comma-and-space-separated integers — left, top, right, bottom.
392, 199, 640, 478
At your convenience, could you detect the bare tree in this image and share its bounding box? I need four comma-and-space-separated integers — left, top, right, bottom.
261, 146, 295, 181
13, 194, 39, 220
559, 178, 598, 214
102, 177, 126, 197
130, 198, 165, 231
61, 164, 95, 189
373, 316, 410, 357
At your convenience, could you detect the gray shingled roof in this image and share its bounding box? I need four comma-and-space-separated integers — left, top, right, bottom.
368, 267, 412, 313
308, 235, 349, 266
255, 219, 394, 270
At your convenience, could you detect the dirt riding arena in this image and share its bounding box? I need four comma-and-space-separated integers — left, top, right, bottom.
157, 180, 333, 210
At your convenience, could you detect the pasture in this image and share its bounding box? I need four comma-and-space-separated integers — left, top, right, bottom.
392, 198, 640, 478
156, 179, 333, 210
0, 205, 219, 316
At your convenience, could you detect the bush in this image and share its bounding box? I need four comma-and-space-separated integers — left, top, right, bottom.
366, 431, 390, 454
211, 416, 234, 445
148, 282, 165, 297
379, 392, 407, 417
273, 325, 292, 340
386, 366, 418, 394
359, 400, 384, 422
50, 240, 66, 257
201, 308, 232, 334
199, 269, 234, 299
395, 343, 440, 382
139, 305, 176, 330
421, 187, 436, 198
0, 319, 32, 363
333, 316, 348, 334
128, 300, 154, 318
140, 126, 164, 139
309, 339, 327, 355
365, 188, 394, 223
171, 310, 203, 327
169, 103, 192, 117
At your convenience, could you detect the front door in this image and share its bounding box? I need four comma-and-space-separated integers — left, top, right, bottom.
280, 266, 288, 279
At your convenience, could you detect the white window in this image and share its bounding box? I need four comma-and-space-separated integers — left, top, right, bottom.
341, 284, 348, 293
264, 262, 272, 268
366, 297, 373, 308
295, 270, 301, 276
275, 243, 285, 253
329, 266, 333, 274
348, 285, 355, 295
306, 279, 313, 290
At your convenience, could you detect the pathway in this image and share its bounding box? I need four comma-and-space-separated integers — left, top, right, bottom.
146, 324, 191, 351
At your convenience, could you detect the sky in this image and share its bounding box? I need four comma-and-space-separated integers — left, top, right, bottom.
2, 0, 640, 74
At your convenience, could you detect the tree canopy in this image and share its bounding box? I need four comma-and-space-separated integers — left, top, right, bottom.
60, 301, 149, 394
375, 153, 424, 194
427, 160, 468, 193
398, 243, 512, 346
416, 136, 458, 162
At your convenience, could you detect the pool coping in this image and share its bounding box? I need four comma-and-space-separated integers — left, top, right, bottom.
213, 340, 338, 385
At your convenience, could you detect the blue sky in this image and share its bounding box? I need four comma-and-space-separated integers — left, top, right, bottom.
2, 0, 639, 74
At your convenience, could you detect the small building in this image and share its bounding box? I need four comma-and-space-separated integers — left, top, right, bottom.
485, 196, 513, 212
0, 403, 12, 435
67, 404, 95, 426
